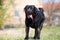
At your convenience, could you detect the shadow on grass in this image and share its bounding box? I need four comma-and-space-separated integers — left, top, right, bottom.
24, 37, 40, 40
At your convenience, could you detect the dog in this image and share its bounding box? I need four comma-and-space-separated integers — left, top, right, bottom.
24, 5, 45, 40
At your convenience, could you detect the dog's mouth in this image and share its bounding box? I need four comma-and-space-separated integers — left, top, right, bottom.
28, 14, 33, 19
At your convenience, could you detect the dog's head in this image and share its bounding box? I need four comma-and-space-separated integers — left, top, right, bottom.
24, 5, 37, 19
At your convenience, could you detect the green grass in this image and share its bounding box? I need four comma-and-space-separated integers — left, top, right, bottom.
0, 26, 60, 40
40, 26, 60, 40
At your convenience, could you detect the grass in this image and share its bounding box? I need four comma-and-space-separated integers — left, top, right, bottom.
41, 26, 60, 40
0, 26, 60, 40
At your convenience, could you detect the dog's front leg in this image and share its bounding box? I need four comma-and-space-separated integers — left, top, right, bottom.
25, 27, 29, 39
34, 28, 38, 39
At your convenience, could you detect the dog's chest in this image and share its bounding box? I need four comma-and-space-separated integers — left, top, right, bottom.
29, 20, 36, 28
26, 18, 35, 28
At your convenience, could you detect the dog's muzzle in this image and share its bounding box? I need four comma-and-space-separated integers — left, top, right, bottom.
28, 14, 33, 19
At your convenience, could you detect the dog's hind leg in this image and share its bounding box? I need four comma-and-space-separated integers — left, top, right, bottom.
37, 23, 43, 39
37, 27, 40, 39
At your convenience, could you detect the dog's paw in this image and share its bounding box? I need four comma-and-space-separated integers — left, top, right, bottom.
37, 37, 40, 39
33, 36, 36, 39
25, 37, 29, 39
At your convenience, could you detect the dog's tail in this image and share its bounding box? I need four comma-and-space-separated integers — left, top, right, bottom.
38, 8, 45, 21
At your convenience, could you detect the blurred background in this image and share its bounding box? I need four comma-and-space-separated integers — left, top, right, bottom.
0, 0, 60, 40
0, 0, 60, 29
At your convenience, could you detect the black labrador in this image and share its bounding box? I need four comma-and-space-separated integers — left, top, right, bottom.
24, 5, 45, 40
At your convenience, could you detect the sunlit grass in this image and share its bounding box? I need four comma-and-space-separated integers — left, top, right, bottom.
0, 26, 60, 40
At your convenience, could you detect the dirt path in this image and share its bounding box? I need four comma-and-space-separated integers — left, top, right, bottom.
0, 28, 34, 40
0, 28, 25, 37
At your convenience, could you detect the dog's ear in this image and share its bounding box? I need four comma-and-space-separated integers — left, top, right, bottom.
32, 5, 37, 16
33, 6, 37, 13
33, 5, 37, 10
24, 5, 29, 11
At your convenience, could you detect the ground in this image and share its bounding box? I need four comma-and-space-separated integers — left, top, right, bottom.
0, 26, 60, 40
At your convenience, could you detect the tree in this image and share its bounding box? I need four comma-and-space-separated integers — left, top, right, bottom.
46, 0, 55, 26
0, 0, 10, 29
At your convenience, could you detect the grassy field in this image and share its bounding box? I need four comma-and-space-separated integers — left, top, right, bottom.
0, 26, 60, 40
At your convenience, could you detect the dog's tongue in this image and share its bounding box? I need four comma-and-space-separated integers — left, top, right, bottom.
29, 15, 33, 19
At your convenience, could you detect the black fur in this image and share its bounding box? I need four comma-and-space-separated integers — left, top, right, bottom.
24, 5, 45, 40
